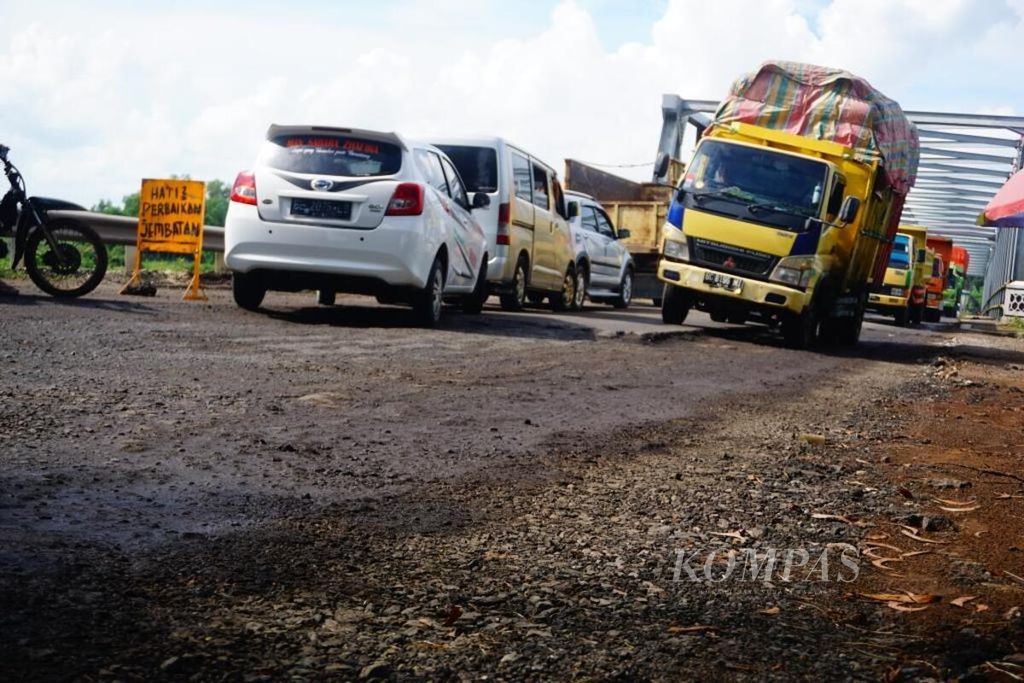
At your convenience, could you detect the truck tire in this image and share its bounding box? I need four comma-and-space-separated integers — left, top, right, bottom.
661, 284, 692, 325
317, 289, 336, 306
782, 307, 818, 350
894, 306, 909, 327
909, 302, 924, 326
500, 256, 528, 311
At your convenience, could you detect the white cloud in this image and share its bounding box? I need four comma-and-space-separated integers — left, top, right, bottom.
0, 0, 1020, 207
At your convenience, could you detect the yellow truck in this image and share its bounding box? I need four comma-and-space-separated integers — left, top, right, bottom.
867, 225, 930, 326
658, 61, 919, 348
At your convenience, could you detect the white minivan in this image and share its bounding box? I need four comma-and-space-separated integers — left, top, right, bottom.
224, 125, 490, 326
431, 138, 578, 311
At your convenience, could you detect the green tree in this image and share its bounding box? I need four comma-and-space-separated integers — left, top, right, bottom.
204, 179, 230, 227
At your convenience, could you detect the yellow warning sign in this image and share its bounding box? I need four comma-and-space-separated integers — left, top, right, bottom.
121, 178, 207, 300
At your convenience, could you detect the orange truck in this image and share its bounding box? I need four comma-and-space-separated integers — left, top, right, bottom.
925, 235, 953, 322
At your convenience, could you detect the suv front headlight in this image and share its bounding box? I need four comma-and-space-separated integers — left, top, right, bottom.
663, 237, 689, 262
770, 256, 815, 289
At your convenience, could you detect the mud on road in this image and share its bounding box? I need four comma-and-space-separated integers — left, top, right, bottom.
1, 283, 1023, 680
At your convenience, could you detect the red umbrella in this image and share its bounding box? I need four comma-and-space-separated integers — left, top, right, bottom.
985, 168, 1024, 227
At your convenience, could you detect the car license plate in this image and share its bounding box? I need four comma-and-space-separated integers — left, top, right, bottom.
291, 198, 352, 220
703, 272, 743, 292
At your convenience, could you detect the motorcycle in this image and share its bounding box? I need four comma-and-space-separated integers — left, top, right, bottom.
0, 145, 107, 297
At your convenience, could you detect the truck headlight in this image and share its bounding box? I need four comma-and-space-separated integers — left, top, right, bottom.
663, 237, 689, 262
770, 256, 815, 290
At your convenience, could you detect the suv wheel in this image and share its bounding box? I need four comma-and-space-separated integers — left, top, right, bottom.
500, 257, 528, 311
233, 272, 266, 311
414, 256, 445, 327
613, 270, 633, 309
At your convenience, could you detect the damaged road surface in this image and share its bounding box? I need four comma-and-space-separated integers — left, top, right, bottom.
2, 285, 1023, 680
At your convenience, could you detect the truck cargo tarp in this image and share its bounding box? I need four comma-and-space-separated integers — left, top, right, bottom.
714, 61, 920, 195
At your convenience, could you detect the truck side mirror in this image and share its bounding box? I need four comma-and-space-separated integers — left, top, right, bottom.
838, 196, 860, 223
676, 187, 687, 203
567, 201, 579, 219
655, 152, 670, 180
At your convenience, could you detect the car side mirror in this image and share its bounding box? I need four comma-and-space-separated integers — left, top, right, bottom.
617, 228, 631, 240
567, 202, 579, 219
471, 192, 491, 210
838, 196, 860, 223
654, 152, 670, 180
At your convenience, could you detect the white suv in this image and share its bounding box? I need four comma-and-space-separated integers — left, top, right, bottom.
565, 191, 635, 309
224, 125, 490, 326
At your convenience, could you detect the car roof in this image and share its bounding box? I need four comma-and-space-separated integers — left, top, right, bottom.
565, 190, 596, 202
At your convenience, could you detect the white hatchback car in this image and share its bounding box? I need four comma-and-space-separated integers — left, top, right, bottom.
565, 191, 635, 309
224, 125, 490, 326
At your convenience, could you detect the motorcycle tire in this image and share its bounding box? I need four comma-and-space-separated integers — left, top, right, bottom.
25, 219, 108, 298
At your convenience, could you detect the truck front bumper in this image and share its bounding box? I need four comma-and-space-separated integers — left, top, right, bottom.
658, 260, 805, 315
867, 293, 907, 313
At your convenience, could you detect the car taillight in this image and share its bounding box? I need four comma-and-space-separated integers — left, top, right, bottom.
385, 183, 424, 216
230, 171, 257, 205
496, 202, 510, 245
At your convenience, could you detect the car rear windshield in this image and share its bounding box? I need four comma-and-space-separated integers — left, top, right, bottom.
260, 134, 402, 177
436, 145, 498, 194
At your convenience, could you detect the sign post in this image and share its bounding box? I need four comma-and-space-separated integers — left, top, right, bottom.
121, 178, 208, 300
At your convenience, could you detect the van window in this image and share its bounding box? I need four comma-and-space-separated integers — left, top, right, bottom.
261, 134, 402, 177
512, 151, 532, 202
439, 156, 469, 207
436, 145, 498, 194
415, 149, 449, 196
581, 206, 599, 232
531, 163, 550, 210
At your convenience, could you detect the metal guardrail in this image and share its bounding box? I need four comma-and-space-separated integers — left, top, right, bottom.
49, 210, 225, 252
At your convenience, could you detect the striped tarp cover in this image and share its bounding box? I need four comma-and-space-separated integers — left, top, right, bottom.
714, 61, 920, 196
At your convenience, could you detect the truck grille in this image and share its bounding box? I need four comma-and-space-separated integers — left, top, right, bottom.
689, 238, 777, 279
879, 284, 906, 297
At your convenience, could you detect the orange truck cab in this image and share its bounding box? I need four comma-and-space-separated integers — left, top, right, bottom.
925, 236, 953, 322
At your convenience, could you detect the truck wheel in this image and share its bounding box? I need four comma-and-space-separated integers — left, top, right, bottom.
909, 302, 924, 326
782, 307, 818, 350
233, 272, 266, 311
550, 265, 576, 312
839, 306, 865, 346
500, 257, 528, 311
894, 306, 909, 327
661, 284, 692, 325
413, 255, 445, 327
317, 289, 336, 306
612, 270, 633, 309
709, 309, 728, 323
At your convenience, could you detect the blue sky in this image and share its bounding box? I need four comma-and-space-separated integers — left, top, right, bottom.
0, 0, 1020, 206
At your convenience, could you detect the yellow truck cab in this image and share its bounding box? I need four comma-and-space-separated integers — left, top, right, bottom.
867, 225, 929, 326
658, 61, 919, 349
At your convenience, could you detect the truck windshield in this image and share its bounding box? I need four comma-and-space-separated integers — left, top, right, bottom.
889, 235, 911, 269
681, 140, 828, 232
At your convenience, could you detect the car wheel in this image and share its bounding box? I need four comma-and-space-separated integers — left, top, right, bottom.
661, 284, 691, 325
462, 258, 488, 314
233, 272, 266, 311
317, 289, 336, 306
414, 255, 445, 327
613, 270, 633, 309
500, 257, 528, 311
550, 265, 575, 312
571, 265, 587, 311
